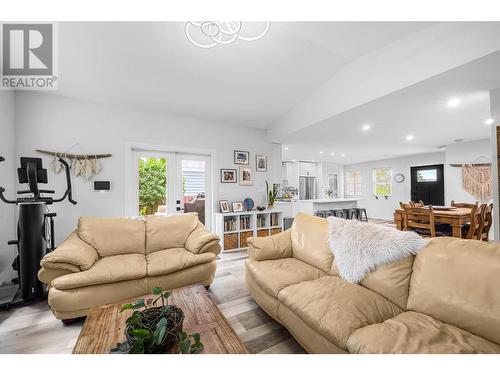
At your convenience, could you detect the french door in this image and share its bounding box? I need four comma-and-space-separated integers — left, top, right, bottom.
131, 150, 212, 229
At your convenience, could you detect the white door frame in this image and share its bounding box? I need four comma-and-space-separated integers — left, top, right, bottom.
125, 142, 216, 230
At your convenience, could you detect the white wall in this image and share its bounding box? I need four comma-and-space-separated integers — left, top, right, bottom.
445, 139, 492, 204
15, 92, 279, 244
0, 92, 16, 285
344, 152, 446, 220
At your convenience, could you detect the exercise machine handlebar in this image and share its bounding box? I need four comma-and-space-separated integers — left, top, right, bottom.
0, 157, 77, 205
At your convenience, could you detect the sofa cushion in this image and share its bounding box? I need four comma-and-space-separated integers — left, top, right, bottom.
290, 213, 334, 274
278, 276, 402, 349
407, 237, 500, 345
346, 311, 500, 354
360, 256, 414, 310
52, 254, 147, 290
145, 214, 198, 254
145, 248, 215, 277
78, 217, 145, 257
245, 258, 323, 297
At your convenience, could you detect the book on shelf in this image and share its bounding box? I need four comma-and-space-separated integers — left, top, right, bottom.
224, 218, 237, 232
257, 215, 266, 228
270, 213, 280, 227
239, 215, 250, 230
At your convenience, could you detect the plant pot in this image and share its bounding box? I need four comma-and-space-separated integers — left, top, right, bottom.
125, 305, 184, 354
267, 204, 274, 209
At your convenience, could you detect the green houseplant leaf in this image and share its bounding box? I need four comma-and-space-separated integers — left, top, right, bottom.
179, 338, 191, 354
152, 317, 168, 346
152, 287, 163, 295
131, 328, 151, 339
120, 303, 134, 312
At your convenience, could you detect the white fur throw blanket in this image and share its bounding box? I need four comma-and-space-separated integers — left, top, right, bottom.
327, 217, 429, 284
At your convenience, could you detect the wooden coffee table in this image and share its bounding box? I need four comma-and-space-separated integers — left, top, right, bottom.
72, 284, 248, 354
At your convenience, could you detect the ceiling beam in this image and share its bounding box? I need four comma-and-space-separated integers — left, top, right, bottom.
267, 22, 500, 142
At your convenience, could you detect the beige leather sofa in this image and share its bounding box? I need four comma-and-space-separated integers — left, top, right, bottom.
39, 213, 220, 320
246, 213, 500, 354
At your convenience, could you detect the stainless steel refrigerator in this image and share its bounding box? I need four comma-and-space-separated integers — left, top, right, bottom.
299, 176, 317, 200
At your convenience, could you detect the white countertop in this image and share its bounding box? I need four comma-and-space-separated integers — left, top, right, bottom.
292, 198, 362, 203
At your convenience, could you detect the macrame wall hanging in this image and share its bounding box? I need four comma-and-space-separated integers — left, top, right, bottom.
450, 157, 492, 201
462, 165, 492, 201
37, 146, 112, 181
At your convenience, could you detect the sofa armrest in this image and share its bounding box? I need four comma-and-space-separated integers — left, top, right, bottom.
185, 222, 221, 255
247, 229, 292, 261
40, 230, 99, 272
38, 267, 74, 285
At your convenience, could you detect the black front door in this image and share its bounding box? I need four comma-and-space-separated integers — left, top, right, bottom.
410, 164, 445, 206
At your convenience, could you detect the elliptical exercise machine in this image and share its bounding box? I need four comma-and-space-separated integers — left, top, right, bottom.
0, 156, 77, 307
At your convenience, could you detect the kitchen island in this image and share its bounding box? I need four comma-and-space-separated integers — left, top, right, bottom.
274, 198, 362, 218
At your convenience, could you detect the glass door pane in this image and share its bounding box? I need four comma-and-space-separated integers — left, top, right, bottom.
180, 158, 207, 224
138, 156, 168, 216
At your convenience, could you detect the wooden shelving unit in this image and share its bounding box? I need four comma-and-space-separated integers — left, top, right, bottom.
215, 209, 284, 252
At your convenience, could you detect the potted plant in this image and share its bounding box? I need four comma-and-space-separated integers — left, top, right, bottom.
324, 188, 334, 198
111, 287, 203, 354
266, 180, 278, 209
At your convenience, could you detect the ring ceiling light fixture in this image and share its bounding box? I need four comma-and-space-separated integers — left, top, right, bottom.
185, 21, 271, 48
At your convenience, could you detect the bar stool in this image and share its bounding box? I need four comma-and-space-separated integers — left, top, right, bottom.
343, 208, 357, 220
355, 208, 368, 222
330, 209, 345, 218
315, 210, 330, 218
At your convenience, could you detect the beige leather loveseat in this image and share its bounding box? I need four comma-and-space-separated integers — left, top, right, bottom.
39, 213, 220, 320
246, 213, 500, 354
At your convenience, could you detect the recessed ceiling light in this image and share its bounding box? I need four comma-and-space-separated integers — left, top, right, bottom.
362, 124, 371, 131
284, 146, 289, 150
447, 97, 461, 108
330, 152, 335, 156
319, 151, 324, 154
292, 159, 296, 162
341, 153, 345, 157
311, 160, 316, 162
406, 135, 414, 141
485, 118, 494, 125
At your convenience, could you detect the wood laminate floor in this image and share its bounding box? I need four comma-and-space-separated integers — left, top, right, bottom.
0, 250, 305, 354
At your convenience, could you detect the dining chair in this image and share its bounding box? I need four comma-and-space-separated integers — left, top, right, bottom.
403, 206, 437, 237
413, 200, 425, 208
451, 200, 478, 209
470, 204, 486, 240
399, 201, 413, 209
481, 203, 493, 241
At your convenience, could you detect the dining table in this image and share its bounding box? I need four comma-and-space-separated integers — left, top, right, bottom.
393, 206, 472, 238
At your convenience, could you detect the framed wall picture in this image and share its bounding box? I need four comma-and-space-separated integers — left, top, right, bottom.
256, 155, 267, 171
221, 169, 237, 183
239, 166, 253, 186
232, 202, 244, 212
234, 150, 250, 165
219, 200, 230, 213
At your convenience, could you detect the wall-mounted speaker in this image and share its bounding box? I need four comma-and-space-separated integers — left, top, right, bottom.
94, 181, 111, 191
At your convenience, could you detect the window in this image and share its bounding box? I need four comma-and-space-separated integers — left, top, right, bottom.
345, 171, 362, 196
416, 169, 437, 182
373, 168, 392, 196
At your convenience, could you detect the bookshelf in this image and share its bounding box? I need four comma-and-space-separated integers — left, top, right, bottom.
215, 209, 284, 252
